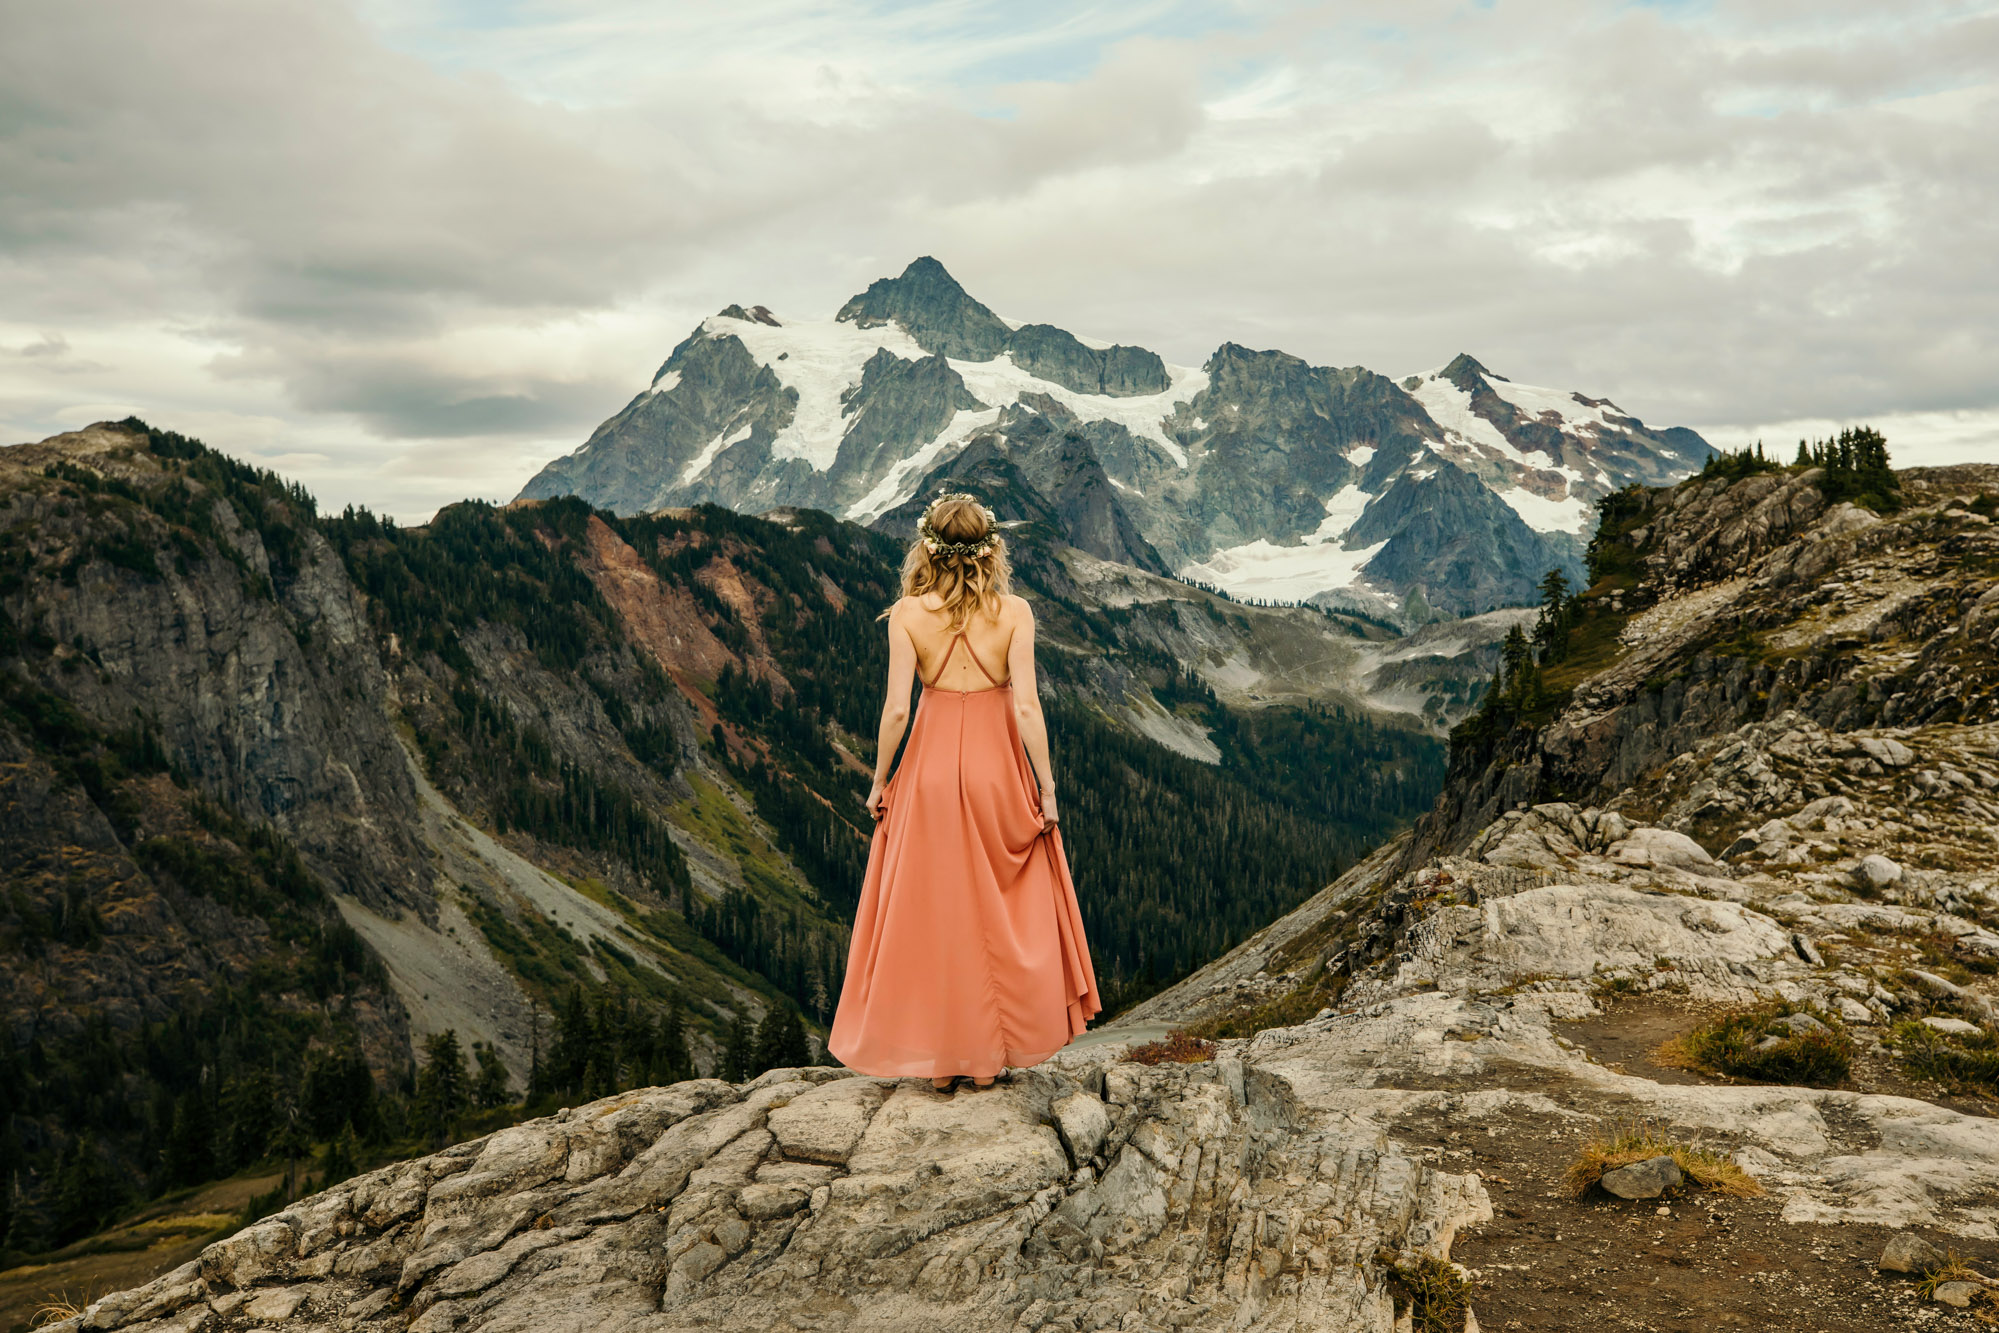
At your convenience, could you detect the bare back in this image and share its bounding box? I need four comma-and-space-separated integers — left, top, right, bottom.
867, 589, 1056, 826
900, 594, 1021, 691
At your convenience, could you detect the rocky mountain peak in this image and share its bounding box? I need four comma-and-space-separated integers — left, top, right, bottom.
522, 262, 1714, 620
1438, 351, 1501, 390
834, 255, 1011, 360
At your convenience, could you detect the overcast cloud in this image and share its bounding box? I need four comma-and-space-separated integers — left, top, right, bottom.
1, 0, 1994, 520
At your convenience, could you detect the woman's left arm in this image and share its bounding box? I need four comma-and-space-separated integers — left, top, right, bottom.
864, 602, 918, 819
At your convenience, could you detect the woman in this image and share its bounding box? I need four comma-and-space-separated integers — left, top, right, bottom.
828, 493, 1101, 1090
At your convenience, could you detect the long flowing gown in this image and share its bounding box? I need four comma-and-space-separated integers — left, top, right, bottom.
829, 632, 1101, 1078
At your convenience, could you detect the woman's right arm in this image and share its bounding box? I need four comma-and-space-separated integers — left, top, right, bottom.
864, 601, 918, 819
1004, 599, 1059, 829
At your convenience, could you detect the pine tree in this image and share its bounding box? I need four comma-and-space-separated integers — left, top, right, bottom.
652, 1003, 691, 1086
163, 1083, 216, 1187
721, 1014, 754, 1083
2, 1169, 44, 1256
222, 1068, 278, 1170
1500, 625, 1532, 703
415, 1030, 470, 1140
48, 1134, 126, 1246
300, 1042, 376, 1140
269, 1100, 313, 1202
472, 1042, 512, 1109
751, 1006, 809, 1077
1532, 570, 1572, 663
321, 1126, 360, 1187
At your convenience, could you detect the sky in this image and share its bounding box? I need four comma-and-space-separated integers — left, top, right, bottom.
2, 0, 1995, 521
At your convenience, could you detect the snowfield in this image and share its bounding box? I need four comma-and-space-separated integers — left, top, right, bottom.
700, 309, 1207, 500
1495, 485, 1597, 534
1178, 484, 1385, 601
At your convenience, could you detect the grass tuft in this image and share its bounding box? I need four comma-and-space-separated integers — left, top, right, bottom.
1125, 1030, 1217, 1065
1663, 1000, 1854, 1087
1561, 1122, 1763, 1200
1889, 1019, 1999, 1098
32, 1288, 96, 1327
1917, 1252, 1992, 1301
1381, 1252, 1471, 1333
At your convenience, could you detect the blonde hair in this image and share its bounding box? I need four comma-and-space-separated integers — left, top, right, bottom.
884, 493, 1012, 631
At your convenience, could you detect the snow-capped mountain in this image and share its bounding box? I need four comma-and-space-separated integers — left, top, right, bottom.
519, 257, 1711, 616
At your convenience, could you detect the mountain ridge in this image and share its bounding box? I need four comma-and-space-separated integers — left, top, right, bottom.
520, 256, 1714, 617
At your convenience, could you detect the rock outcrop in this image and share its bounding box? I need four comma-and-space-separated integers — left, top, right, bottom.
47, 1056, 1490, 1333
1410, 461, 1999, 862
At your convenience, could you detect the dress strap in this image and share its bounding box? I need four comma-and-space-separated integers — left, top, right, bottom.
924, 632, 1005, 688
924, 633, 960, 688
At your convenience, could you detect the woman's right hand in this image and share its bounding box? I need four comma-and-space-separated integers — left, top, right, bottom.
1038, 787, 1059, 831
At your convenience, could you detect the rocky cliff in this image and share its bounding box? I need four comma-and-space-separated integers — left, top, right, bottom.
518, 258, 1714, 617
49, 464, 1999, 1329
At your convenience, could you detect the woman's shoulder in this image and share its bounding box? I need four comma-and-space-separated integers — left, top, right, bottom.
1000, 593, 1034, 621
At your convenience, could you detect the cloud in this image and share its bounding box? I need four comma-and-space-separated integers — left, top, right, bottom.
0, 0, 1994, 519
12, 333, 69, 359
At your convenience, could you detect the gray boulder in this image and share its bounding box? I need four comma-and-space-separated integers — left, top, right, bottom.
1608, 827, 1719, 873
1933, 1280, 1982, 1308
1598, 1155, 1684, 1200
1846, 854, 1904, 891
1880, 1232, 1949, 1273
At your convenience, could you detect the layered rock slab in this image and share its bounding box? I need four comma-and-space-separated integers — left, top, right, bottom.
49, 1060, 1488, 1333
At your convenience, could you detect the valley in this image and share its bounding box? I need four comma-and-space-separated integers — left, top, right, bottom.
0, 417, 1447, 1295
25, 448, 1999, 1332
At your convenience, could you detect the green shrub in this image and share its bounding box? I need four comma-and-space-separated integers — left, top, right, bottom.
1382, 1253, 1472, 1333
1671, 1001, 1854, 1087
1889, 1019, 1999, 1097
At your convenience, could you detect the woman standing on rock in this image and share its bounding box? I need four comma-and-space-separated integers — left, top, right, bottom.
829, 493, 1101, 1089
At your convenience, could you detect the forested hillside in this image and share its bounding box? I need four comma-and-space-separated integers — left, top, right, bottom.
0, 421, 1442, 1270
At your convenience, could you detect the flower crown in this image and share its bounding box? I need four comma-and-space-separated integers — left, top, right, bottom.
917, 492, 999, 558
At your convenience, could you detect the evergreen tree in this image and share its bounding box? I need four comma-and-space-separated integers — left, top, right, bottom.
48, 1134, 126, 1247
720, 1014, 754, 1083
414, 1030, 470, 1140
1797, 426, 1899, 511
1532, 569, 1573, 663
1500, 625, 1532, 703
542, 986, 593, 1098
472, 1042, 512, 1109
650, 1003, 692, 1086
751, 1006, 809, 1077
590, 992, 625, 1091
269, 1100, 313, 1202
301, 1041, 378, 1141
2, 1170, 43, 1256
321, 1126, 361, 1187
222, 1068, 278, 1170
162, 1083, 216, 1187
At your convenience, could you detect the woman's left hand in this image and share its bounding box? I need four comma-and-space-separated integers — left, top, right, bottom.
865, 780, 888, 820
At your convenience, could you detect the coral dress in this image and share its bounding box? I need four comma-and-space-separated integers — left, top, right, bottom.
829, 634, 1101, 1078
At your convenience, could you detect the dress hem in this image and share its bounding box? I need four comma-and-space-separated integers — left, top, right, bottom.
828, 1037, 1083, 1080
